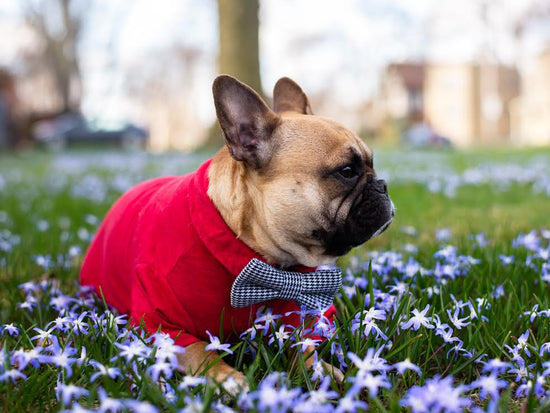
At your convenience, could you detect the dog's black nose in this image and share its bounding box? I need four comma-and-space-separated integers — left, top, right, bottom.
375, 178, 388, 194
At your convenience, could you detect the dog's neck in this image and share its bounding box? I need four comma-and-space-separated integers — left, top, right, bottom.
207, 148, 295, 266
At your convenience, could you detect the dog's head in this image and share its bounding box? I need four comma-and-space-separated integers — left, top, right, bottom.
211, 75, 394, 267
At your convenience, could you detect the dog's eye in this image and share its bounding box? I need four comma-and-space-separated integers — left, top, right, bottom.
336, 165, 358, 180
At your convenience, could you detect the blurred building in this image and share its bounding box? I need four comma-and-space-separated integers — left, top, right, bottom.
376, 63, 425, 122
372, 61, 519, 147
423, 64, 519, 147
510, 49, 550, 145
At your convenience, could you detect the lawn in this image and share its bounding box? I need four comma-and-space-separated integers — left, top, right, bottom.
1, 147, 549, 412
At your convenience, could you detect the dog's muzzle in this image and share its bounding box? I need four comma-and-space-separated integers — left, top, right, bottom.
323, 178, 394, 256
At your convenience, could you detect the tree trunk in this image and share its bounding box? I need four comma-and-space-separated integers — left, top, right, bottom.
217, 0, 262, 94
24, 0, 82, 113
204, 0, 263, 149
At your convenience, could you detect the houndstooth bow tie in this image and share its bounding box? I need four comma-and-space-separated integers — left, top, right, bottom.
230, 258, 342, 311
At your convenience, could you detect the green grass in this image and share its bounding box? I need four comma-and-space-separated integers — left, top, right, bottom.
1, 147, 550, 412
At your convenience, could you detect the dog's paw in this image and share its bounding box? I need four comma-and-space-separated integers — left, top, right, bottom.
303, 346, 345, 385
221, 371, 249, 396
319, 360, 344, 384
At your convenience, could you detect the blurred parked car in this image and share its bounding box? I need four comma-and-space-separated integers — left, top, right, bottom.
402, 123, 453, 148
33, 112, 148, 150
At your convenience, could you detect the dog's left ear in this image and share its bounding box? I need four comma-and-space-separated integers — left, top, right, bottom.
273, 77, 313, 115
213, 75, 280, 169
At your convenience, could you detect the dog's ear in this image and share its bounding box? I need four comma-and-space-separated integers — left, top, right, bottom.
213, 75, 280, 169
273, 77, 313, 115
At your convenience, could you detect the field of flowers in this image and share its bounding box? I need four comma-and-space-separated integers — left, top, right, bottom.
1, 148, 550, 412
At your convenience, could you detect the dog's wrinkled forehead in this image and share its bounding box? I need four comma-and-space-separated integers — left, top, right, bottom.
273, 114, 373, 169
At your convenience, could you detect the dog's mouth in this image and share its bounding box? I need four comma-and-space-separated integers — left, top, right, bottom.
322, 196, 395, 257
369, 200, 395, 240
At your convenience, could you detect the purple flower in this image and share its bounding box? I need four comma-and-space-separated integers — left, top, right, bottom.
0, 347, 5, 368
254, 309, 282, 334
38, 337, 78, 378
447, 342, 480, 360
393, 358, 421, 375
311, 315, 336, 338
96, 388, 125, 412
401, 305, 434, 331
295, 377, 338, 411
350, 372, 391, 397
123, 400, 159, 413
434, 245, 457, 261
435, 228, 452, 242
47, 316, 72, 333
469, 373, 507, 400
12, 347, 43, 370
403, 259, 423, 278
205, 330, 233, 354
401, 226, 418, 236
347, 347, 388, 374
446, 307, 471, 330
58, 403, 95, 413
516, 330, 532, 357
490, 285, 505, 298
147, 361, 174, 381
239, 324, 262, 340
512, 230, 540, 251
498, 254, 514, 265
89, 360, 123, 382
0, 369, 27, 384
177, 376, 208, 390
335, 396, 368, 413
1, 323, 19, 337
17, 295, 37, 311
508, 360, 534, 383
542, 263, 550, 284
292, 337, 321, 353
433, 314, 461, 345
179, 396, 206, 412
473, 233, 490, 248
401, 243, 419, 254
55, 381, 89, 405
401, 375, 470, 413
308, 352, 326, 382
114, 339, 152, 362
268, 325, 292, 347
70, 312, 89, 335
49, 294, 75, 312
351, 308, 388, 340
535, 248, 550, 261
149, 333, 185, 366
539, 342, 550, 357
515, 376, 546, 398
482, 358, 513, 374
18, 281, 39, 293
31, 327, 54, 343
330, 341, 347, 370
243, 372, 301, 412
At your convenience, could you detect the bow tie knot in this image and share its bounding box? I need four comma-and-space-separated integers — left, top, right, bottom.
230, 258, 342, 311
279, 273, 302, 301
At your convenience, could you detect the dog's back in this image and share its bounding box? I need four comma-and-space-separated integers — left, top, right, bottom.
80, 175, 180, 314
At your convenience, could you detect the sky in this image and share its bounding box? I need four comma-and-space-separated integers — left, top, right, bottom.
0, 0, 549, 125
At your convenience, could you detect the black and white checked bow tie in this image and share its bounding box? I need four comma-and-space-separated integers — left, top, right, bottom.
230, 258, 342, 311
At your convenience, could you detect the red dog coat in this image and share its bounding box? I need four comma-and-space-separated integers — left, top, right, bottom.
80, 159, 336, 347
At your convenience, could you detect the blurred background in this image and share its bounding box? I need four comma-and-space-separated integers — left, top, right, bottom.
0, 0, 549, 153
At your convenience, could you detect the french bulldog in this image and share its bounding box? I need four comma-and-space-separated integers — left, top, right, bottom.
79, 75, 394, 392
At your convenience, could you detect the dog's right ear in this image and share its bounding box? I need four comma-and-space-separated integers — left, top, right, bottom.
273, 77, 313, 115
213, 75, 280, 170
